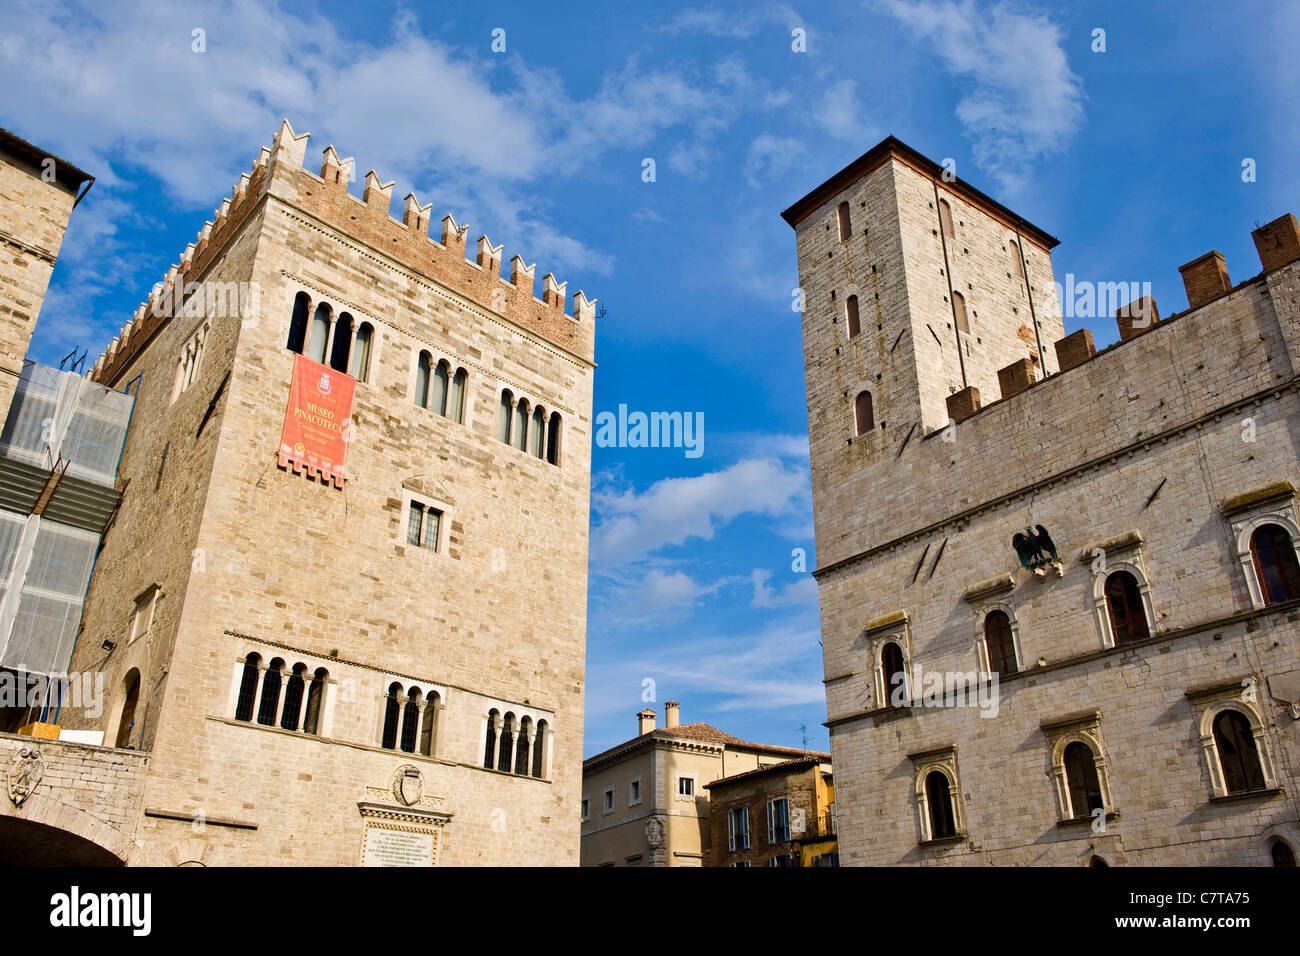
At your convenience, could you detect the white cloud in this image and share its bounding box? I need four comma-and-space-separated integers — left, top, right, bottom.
742, 134, 809, 189
814, 79, 877, 142
750, 569, 819, 608
591, 457, 809, 567
877, 0, 1084, 191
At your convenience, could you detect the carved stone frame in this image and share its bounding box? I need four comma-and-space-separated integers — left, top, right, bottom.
1222, 486, 1300, 610
1041, 710, 1115, 823
1186, 678, 1280, 800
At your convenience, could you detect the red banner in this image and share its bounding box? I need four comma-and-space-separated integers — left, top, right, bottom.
278, 354, 355, 488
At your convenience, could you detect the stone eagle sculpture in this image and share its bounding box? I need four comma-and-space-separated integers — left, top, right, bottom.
1013, 525, 1059, 572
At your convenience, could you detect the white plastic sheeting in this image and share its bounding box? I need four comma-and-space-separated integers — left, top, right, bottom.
0, 362, 133, 678
0, 361, 133, 488
0, 512, 100, 677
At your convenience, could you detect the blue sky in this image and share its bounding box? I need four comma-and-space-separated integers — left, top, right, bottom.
1, 0, 1294, 757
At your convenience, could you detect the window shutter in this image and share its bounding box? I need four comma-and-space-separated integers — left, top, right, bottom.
767, 800, 774, 844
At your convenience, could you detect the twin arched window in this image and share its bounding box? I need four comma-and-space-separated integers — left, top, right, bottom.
483, 708, 549, 777
381, 682, 440, 756
497, 389, 561, 465
287, 291, 374, 383
235, 652, 327, 735
1250, 523, 1300, 605
414, 352, 467, 423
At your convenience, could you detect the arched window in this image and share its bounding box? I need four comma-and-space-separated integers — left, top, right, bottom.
449, 368, 467, 424
983, 610, 1017, 677
546, 413, 562, 465
514, 400, 529, 451
431, 361, 449, 416
350, 323, 373, 382
308, 304, 330, 364
837, 201, 851, 241
329, 312, 353, 373
1250, 524, 1300, 605
938, 198, 954, 239
484, 709, 499, 768
881, 641, 905, 706
114, 670, 141, 749
530, 406, 544, 457
400, 687, 422, 753
414, 351, 431, 408
1064, 741, 1104, 818
951, 291, 969, 334
854, 391, 874, 436
515, 716, 533, 774
846, 295, 860, 338
235, 653, 261, 722
925, 771, 956, 839
498, 391, 513, 444
1088, 855, 1108, 867
498, 713, 516, 771
1104, 571, 1149, 644
381, 682, 402, 750
1272, 839, 1296, 867
257, 659, 283, 726
1009, 239, 1024, 278
419, 692, 439, 756
532, 719, 548, 777
1213, 710, 1266, 795
280, 663, 306, 731
287, 292, 310, 354
302, 668, 327, 735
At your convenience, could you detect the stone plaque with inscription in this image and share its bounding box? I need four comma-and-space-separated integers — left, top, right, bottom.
362, 825, 435, 867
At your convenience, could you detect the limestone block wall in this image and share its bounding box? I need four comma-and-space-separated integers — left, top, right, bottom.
68, 121, 596, 866
0, 146, 82, 422
0, 731, 148, 862
811, 256, 1300, 865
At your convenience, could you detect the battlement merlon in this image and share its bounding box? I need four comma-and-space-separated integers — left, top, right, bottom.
90, 119, 598, 384
256, 120, 597, 362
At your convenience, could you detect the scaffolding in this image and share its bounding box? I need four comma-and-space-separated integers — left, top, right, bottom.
0, 361, 133, 679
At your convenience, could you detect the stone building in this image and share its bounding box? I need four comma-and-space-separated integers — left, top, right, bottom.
0, 128, 94, 423
4, 119, 598, 866
705, 756, 837, 867
784, 135, 1300, 865
580, 700, 830, 866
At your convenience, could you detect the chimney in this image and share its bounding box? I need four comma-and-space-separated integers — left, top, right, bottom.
1115, 295, 1159, 342
1178, 251, 1231, 310
665, 700, 680, 728
637, 708, 657, 736
1252, 213, 1300, 273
